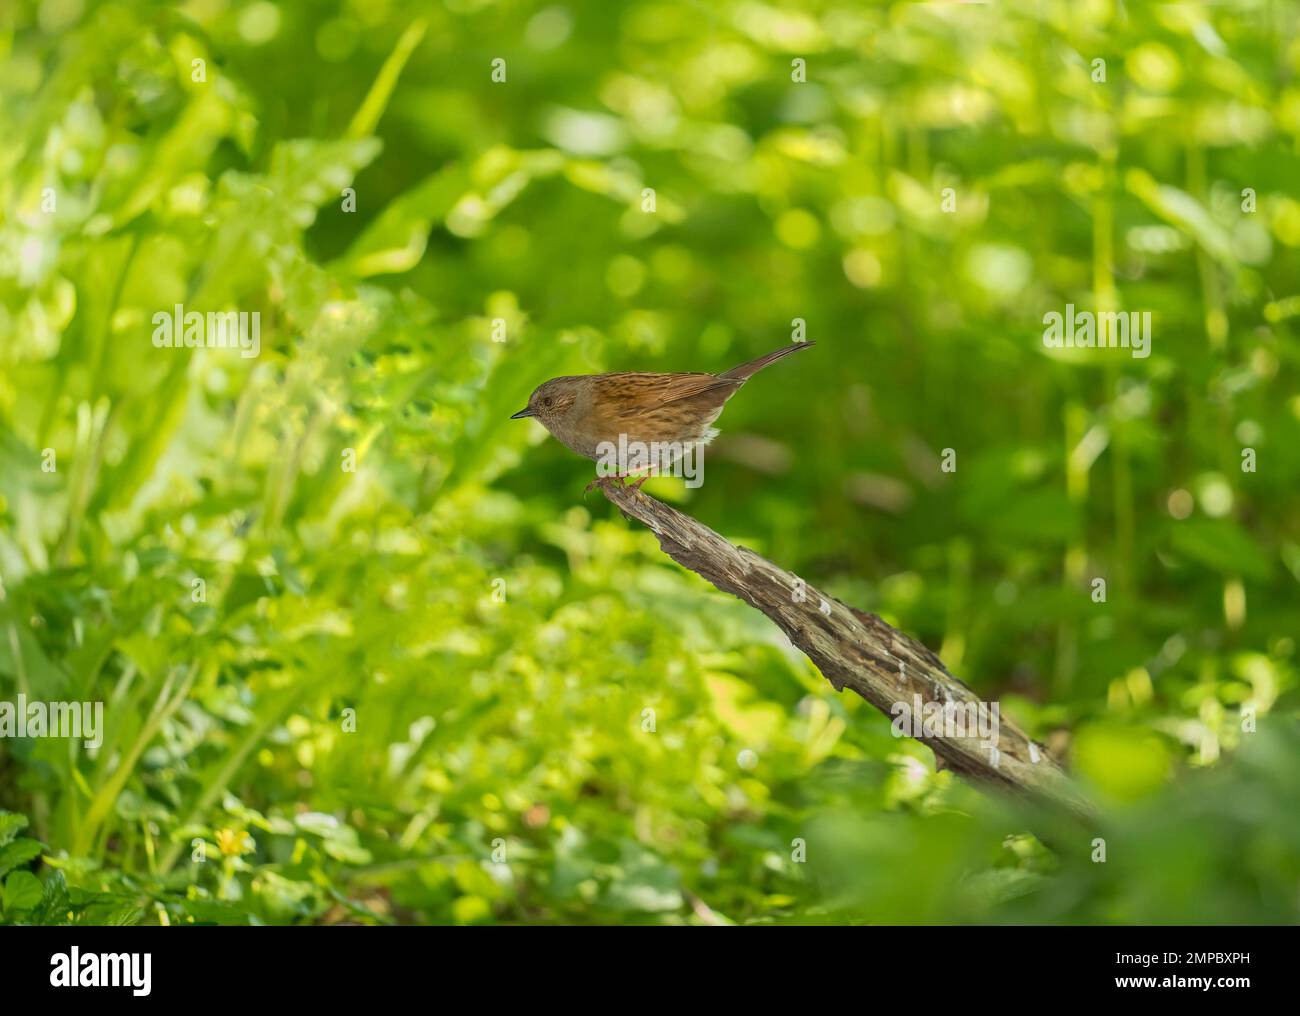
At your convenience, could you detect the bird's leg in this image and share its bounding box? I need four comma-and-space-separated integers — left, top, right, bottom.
584, 473, 631, 496
629, 464, 657, 491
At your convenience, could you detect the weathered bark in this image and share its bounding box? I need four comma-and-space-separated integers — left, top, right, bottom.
598, 480, 1095, 821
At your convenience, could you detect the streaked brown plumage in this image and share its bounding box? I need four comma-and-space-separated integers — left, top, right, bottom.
510, 342, 815, 485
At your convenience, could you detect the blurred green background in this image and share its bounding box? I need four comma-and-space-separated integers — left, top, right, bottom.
1, 0, 1298, 925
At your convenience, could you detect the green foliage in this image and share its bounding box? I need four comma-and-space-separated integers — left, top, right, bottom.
0, 0, 1297, 925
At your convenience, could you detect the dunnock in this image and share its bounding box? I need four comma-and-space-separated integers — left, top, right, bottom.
510, 341, 815, 488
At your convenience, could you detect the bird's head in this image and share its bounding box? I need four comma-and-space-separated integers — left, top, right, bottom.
510, 376, 584, 432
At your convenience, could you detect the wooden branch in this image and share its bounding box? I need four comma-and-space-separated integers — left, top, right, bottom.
598, 480, 1095, 821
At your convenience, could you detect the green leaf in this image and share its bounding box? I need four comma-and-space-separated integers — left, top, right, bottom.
1169, 519, 1271, 580
0, 812, 29, 849
1125, 169, 1239, 270
30, 870, 72, 925
3, 871, 43, 913
0, 838, 44, 879
339, 164, 470, 277
346, 18, 428, 140
267, 137, 384, 222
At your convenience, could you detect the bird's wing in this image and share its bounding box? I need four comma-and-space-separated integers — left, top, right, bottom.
603, 372, 742, 409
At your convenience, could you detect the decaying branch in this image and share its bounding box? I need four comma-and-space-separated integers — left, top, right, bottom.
598, 480, 1095, 821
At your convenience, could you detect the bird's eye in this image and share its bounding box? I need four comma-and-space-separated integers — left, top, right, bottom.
542, 396, 553, 407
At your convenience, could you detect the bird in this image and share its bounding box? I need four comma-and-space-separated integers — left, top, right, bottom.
509, 341, 815, 490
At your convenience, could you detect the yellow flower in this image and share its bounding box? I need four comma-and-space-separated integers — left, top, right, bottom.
216, 828, 254, 857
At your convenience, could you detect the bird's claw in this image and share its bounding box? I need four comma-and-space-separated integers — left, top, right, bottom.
583, 475, 626, 497
583, 474, 654, 498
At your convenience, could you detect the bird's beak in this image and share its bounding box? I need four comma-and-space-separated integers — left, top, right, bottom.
510, 407, 536, 419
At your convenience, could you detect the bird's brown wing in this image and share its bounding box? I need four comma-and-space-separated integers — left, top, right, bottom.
607, 372, 740, 408
585, 373, 741, 437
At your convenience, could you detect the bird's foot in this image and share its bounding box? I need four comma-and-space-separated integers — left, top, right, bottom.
584, 474, 626, 497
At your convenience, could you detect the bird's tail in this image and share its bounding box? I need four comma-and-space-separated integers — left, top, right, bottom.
718, 340, 816, 381
717, 340, 816, 379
